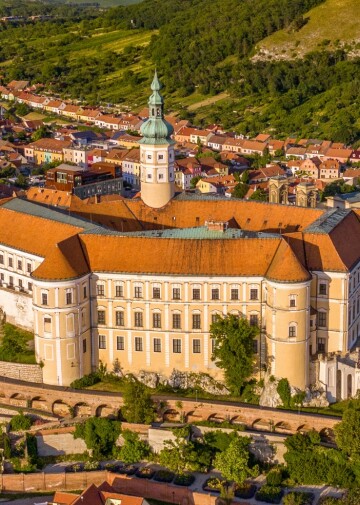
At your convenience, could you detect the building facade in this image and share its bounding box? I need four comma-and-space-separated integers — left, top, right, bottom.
0, 74, 359, 401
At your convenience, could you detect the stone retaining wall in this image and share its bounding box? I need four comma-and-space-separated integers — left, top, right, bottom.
0, 361, 43, 383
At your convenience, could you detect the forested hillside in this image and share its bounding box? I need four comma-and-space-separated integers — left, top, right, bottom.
0, 0, 359, 143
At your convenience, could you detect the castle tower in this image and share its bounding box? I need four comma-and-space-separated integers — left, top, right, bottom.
268, 176, 289, 204
296, 182, 318, 208
139, 71, 175, 208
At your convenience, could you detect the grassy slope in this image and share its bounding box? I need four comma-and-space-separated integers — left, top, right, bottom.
255, 0, 360, 60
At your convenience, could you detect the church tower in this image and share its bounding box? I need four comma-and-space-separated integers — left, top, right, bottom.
139, 71, 175, 208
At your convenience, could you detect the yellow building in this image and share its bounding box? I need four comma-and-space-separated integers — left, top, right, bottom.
29, 138, 72, 165
1, 73, 359, 402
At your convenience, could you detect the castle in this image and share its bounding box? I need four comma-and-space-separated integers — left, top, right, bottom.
0, 72, 360, 402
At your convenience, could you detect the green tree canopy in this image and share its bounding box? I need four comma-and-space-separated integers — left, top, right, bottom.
118, 429, 150, 464
232, 182, 249, 199
210, 314, 257, 394
122, 378, 155, 424
249, 188, 267, 201
74, 417, 121, 459
214, 436, 258, 485
335, 408, 360, 458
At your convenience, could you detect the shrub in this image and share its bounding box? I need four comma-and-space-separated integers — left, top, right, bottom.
173, 473, 195, 486
70, 372, 101, 389
235, 483, 257, 499
255, 485, 283, 504
84, 460, 100, 471
10, 412, 32, 432
318, 498, 342, 505
3, 433, 11, 459
266, 468, 283, 486
277, 378, 291, 408
117, 464, 137, 475
283, 492, 315, 505
119, 430, 150, 464
135, 466, 155, 479
203, 477, 226, 491
153, 469, 175, 483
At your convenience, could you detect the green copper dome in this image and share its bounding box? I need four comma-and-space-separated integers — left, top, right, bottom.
139, 71, 175, 145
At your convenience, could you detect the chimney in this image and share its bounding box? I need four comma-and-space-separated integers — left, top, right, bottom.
205, 220, 228, 232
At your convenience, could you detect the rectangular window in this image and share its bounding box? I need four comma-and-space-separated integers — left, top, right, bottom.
289, 326, 296, 337
317, 337, 326, 353
153, 287, 161, 299
211, 338, 216, 354
253, 340, 259, 354
231, 288, 239, 300
250, 288, 258, 300
192, 314, 201, 329
98, 334, 106, 349
97, 284, 105, 296
44, 317, 51, 333
211, 288, 220, 300
135, 337, 143, 351
173, 339, 181, 353
27, 263, 32, 274
17, 260, 22, 270
319, 283, 327, 296
172, 313, 181, 329
0, 254, 3, 264
28, 282, 32, 291
98, 310, 106, 325
66, 291, 72, 305
83, 286, 87, 299
192, 288, 200, 300
117, 336, 124, 351
9, 276, 13, 288
290, 297, 296, 308
19, 279, 23, 289
211, 314, 219, 324
318, 312, 327, 328
193, 339, 201, 353
115, 285, 124, 297
42, 292, 48, 305
250, 314, 258, 327
8, 257, 13, 268
153, 313, 161, 328
153, 338, 161, 353
83, 339, 87, 353
115, 311, 124, 327
134, 286, 142, 298
134, 311, 143, 327
173, 287, 181, 300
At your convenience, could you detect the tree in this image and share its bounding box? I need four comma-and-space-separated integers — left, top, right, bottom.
249, 188, 267, 201
119, 429, 150, 464
158, 426, 212, 474
122, 378, 155, 424
190, 175, 201, 188
277, 378, 291, 408
232, 182, 249, 199
74, 417, 121, 459
241, 169, 249, 183
214, 436, 258, 485
210, 314, 257, 394
31, 125, 52, 142
335, 408, 360, 458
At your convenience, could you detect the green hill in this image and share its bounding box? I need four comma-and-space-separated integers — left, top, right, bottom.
255, 0, 360, 60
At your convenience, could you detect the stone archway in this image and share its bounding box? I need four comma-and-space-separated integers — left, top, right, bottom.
252, 418, 270, 431
52, 400, 72, 417
31, 396, 49, 411
73, 402, 91, 418
163, 409, 180, 422
96, 404, 116, 419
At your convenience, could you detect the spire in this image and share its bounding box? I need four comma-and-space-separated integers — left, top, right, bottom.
140, 71, 174, 144
151, 69, 161, 92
